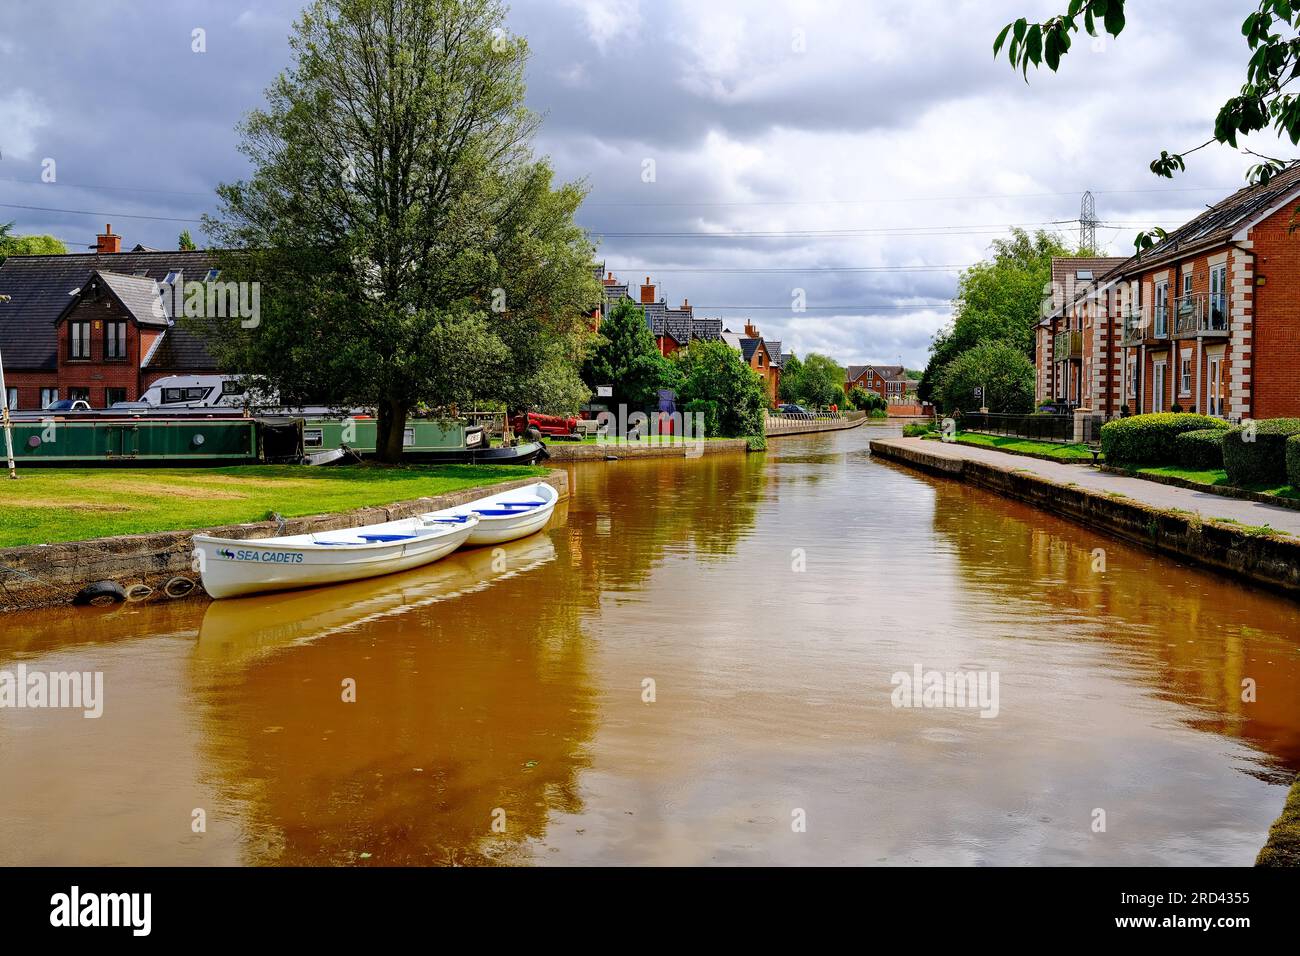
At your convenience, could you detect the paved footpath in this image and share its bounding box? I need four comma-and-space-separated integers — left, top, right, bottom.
872, 437, 1300, 539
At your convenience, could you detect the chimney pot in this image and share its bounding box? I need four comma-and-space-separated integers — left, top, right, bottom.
95, 224, 121, 255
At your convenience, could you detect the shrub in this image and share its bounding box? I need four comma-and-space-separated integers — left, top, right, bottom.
902, 422, 935, 438
1222, 418, 1300, 486
1174, 429, 1226, 470
1100, 413, 1229, 466
1289, 435, 1300, 490
683, 398, 719, 437
745, 434, 767, 452
868, 408, 888, 419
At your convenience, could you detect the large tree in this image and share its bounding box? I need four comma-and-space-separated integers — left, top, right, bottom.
204, 0, 599, 461
786, 352, 845, 409
673, 340, 767, 438
580, 298, 677, 410
918, 228, 1075, 403
936, 340, 1036, 415
996, 1, 1300, 236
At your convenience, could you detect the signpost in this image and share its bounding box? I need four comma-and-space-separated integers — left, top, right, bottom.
0, 294, 15, 478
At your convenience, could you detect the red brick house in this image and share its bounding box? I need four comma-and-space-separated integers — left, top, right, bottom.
0, 226, 223, 410
722, 322, 781, 407
1038, 165, 1300, 420
845, 364, 913, 403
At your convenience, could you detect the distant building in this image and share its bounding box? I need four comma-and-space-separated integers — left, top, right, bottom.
846, 364, 913, 404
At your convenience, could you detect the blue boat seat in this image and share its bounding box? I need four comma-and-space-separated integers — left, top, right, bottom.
357, 533, 416, 542
498, 501, 545, 507
473, 508, 531, 516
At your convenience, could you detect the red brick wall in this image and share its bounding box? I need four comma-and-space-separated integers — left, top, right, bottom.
54, 294, 145, 408
1244, 202, 1300, 418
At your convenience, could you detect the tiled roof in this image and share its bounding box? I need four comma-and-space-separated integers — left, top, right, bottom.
0, 250, 222, 370
846, 364, 870, 382
95, 271, 171, 328
765, 340, 782, 366
739, 337, 764, 363
145, 318, 221, 370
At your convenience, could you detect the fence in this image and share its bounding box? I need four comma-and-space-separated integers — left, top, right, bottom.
959, 411, 1110, 445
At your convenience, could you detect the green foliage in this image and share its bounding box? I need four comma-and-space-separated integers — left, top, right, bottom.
1174, 429, 1227, 470
745, 434, 768, 452
203, 0, 600, 461
784, 352, 844, 408
935, 340, 1035, 414
1288, 435, 1300, 492
178, 229, 197, 251
868, 408, 888, 419
674, 340, 767, 438
997, 1, 1300, 199
1223, 418, 1300, 485
847, 385, 886, 413
683, 398, 720, 438
902, 422, 935, 438
1100, 413, 1229, 466
582, 299, 676, 411
0, 225, 66, 265
919, 228, 1077, 404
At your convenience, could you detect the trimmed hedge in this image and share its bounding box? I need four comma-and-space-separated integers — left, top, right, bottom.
1289, 434, 1300, 489
1100, 413, 1229, 466
1222, 418, 1300, 486
1173, 429, 1226, 470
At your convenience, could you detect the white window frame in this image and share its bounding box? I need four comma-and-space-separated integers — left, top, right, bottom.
1180, 356, 1192, 396
1152, 361, 1167, 413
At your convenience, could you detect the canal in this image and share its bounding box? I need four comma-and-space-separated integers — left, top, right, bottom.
1, 423, 1298, 865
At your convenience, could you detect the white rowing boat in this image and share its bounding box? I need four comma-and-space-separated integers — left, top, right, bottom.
192, 481, 560, 600
193, 512, 479, 600
430, 481, 560, 546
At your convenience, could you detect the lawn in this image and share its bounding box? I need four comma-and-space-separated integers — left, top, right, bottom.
941, 432, 1100, 462
1136, 465, 1300, 501
0, 463, 548, 549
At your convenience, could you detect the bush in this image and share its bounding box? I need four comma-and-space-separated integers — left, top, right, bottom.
902, 422, 935, 438
1289, 435, 1300, 489
683, 398, 719, 438
868, 408, 888, 419
1174, 429, 1226, 470
1222, 418, 1300, 486
745, 434, 767, 452
1100, 413, 1229, 466
935, 340, 1035, 414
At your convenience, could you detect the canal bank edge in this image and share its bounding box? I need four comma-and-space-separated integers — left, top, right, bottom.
1257, 774, 1300, 866
868, 438, 1300, 597
0, 469, 569, 614
543, 412, 868, 461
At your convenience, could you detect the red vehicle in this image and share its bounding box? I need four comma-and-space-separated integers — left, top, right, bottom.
510, 411, 578, 439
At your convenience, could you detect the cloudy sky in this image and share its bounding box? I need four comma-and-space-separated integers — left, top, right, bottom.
0, 0, 1281, 368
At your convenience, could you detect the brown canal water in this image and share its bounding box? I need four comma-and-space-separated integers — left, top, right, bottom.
2, 423, 1299, 866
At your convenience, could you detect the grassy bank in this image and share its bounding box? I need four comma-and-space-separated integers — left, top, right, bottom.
1257, 775, 1300, 867
1135, 465, 1300, 502
930, 432, 1099, 462
0, 464, 547, 548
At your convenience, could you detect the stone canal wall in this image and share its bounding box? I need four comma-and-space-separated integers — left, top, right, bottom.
869, 438, 1300, 597
0, 470, 569, 614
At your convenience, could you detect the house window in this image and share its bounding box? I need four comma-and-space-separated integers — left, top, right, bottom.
1180, 357, 1192, 396
1209, 264, 1228, 329
105, 321, 128, 359
105, 388, 128, 407
68, 387, 90, 404
1154, 280, 1169, 337
1182, 272, 1193, 297
69, 321, 92, 359
1127, 359, 1137, 399
4, 388, 16, 411
757, 354, 764, 367
40, 388, 59, 409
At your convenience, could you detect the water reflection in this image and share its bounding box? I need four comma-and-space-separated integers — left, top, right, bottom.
1, 428, 1298, 865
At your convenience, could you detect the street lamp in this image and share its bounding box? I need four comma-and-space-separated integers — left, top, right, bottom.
0, 294, 15, 479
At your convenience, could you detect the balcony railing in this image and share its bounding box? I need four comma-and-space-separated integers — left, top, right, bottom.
1053, 329, 1082, 362
1173, 292, 1229, 337
1121, 309, 1169, 346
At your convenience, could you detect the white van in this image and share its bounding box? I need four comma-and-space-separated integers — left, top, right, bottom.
138, 375, 275, 409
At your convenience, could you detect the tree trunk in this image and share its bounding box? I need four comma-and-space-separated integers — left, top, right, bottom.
375, 398, 408, 464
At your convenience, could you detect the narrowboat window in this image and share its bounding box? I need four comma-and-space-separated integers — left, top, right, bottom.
403, 427, 415, 447
304, 428, 324, 447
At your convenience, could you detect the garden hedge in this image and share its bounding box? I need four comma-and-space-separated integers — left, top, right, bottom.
1173, 429, 1226, 470
1288, 434, 1300, 490
1222, 418, 1300, 486
1099, 413, 1229, 466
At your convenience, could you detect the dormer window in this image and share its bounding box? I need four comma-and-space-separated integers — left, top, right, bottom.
69, 321, 92, 360
205, 268, 220, 282
163, 270, 181, 285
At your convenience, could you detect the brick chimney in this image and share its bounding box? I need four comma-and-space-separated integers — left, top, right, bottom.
95, 224, 121, 255
604, 271, 618, 286
744, 321, 759, 338
640, 277, 655, 305
681, 298, 691, 314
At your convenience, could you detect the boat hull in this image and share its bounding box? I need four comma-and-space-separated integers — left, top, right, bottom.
434, 481, 560, 546
193, 520, 476, 599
